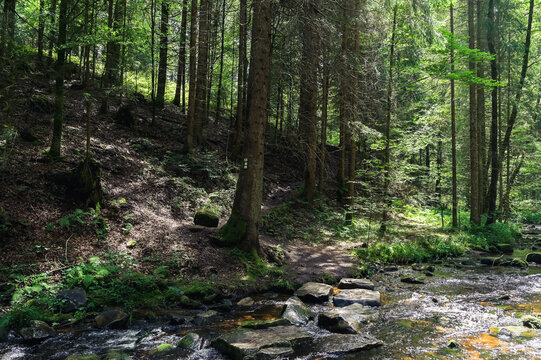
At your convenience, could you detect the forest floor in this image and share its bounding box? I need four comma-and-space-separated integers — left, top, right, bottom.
0, 61, 360, 299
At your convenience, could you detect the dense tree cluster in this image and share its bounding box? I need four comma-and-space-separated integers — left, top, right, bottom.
1, 0, 539, 251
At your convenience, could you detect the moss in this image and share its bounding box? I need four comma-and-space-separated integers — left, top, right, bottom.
217, 213, 247, 246
156, 344, 174, 352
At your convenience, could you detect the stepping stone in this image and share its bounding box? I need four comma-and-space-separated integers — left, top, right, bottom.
241, 319, 290, 329
95, 310, 128, 329
295, 282, 333, 303
338, 278, 375, 290
313, 334, 383, 355
317, 303, 379, 334
333, 289, 381, 307
212, 325, 312, 360
281, 296, 314, 325
400, 276, 425, 284
19, 320, 56, 341
237, 297, 255, 307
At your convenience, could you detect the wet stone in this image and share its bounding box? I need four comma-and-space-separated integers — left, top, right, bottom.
312, 334, 383, 355
194, 310, 219, 326
237, 297, 255, 307
241, 319, 290, 329
400, 276, 425, 284
19, 320, 56, 342
333, 289, 381, 307
338, 278, 375, 290
57, 288, 87, 312
104, 349, 132, 360
522, 315, 541, 329
95, 310, 129, 329
177, 333, 202, 350
281, 296, 314, 325
255, 346, 294, 359
295, 282, 333, 303
212, 325, 312, 360
66, 355, 100, 360
526, 252, 541, 264
490, 326, 539, 339
317, 303, 379, 334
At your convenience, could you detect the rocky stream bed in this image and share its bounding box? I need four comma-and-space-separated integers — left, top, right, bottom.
1, 226, 541, 360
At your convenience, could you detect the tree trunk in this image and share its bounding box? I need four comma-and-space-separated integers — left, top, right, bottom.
318, 56, 329, 192
0, 0, 16, 59
231, 0, 247, 159
380, 5, 396, 233
450, 1, 458, 228
468, 0, 480, 225
184, 0, 199, 153
156, 0, 170, 109
194, 0, 210, 145
215, 0, 226, 120
220, 0, 272, 252
50, 0, 69, 158
37, 0, 45, 63
298, 0, 318, 204
48, 0, 57, 58
476, 0, 486, 214
173, 0, 189, 108
337, 11, 348, 202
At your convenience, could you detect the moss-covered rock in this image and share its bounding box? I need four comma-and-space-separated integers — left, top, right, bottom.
523, 315, 541, 329
194, 210, 219, 228
66, 355, 100, 360
104, 349, 132, 360
176, 333, 201, 350
71, 157, 104, 207
495, 243, 514, 254
94, 310, 128, 329
526, 252, 541, 264
19, 320, 56, 341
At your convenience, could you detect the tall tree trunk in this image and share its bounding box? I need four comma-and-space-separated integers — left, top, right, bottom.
468, 0, 480, 225
220, 0, 272, 252
380, 5, 397, 233
50, 0, 69, 158
477, 0, 486, 214
318, 55, 329, 192
231, 0, 247, 159
48, 0, 57, 58
337, 11, 348, 202
486, 0, 499, 224
156, 0, 170, 109
0, 0, 15, 59
450, 1, 458, 228
298, 0, 318, 203
184, 0, 199, 153
173, 0, 189, 108
194, 0, 210, 145
215, 0, 226, 120
150, 0, 156, 123
37, 0, 45, 63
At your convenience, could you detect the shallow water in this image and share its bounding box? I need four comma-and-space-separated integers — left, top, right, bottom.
1, 233, 540, 359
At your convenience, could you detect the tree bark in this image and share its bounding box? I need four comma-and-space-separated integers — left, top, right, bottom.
318, 55, 329, 192
37, 0, 45, 63
0, 0, 16, 59
194, 0, 209, 145
215, 0, 226, 120
156, 0, 170, 109
173, 0, 189, 109
50, 0, 69, 158
450, 1, 458, 228
184, 0, 199, 153
298, 0, 318, 203
220, 0, 272, 252
231, 0, 247, 159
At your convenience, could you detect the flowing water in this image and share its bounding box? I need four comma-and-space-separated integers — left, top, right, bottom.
1, 229, 540, 360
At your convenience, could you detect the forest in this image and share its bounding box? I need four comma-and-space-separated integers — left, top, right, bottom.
0, 0, 540, 358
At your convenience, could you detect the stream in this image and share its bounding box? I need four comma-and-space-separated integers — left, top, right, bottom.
1, 228, 540, 360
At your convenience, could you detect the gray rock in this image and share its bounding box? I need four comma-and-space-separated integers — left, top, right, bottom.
19, 320, 56, 341
65, 355, 100, 360
333, 289, 381, 307
491, 326, 539, 339
194, 310, 219, 326
95, 310, 129, 329
526, 252, 541, 264
57, 288, 87, 312
295, 282, 333, 303
237, 297, 255, 307
313, 334, 383, 355
317, 303, 379, 334
177, 333, 202, 350
0, 325, 7, 341
212, 325, 312, 360
495, 244, 514, 254
338, 278, 375, 290
194, 210, 219, 227
256, 346, 294, 359
104, 349, 133, 360
281, 296, 314, 325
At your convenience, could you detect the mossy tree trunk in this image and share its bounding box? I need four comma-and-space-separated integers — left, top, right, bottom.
220, 0, 271, 252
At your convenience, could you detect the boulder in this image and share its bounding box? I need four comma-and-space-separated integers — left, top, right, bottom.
212, 325, 312, 360
526, 252, 541, 264
19, 320, 56, 342
481, 257, 528, 268
57, 288, 87, 313
114, 104, 136, 127
240, 319, 290, 329
312, 334, 383, 355
237, 297, 255, 307
333, 289, 381, 307
194, 310, 219, 326
95, 310, 129, 329
523, 315, 541, 329
177, 333, 202, 350
495, 244, 514, 254
338, 278, 375, 290
412, 264, 435, 272
294, 282, 333, 303
105, 349, 132, 360
281, 296, 314, 325
194, 210, 219, 228
400, 276, 425, 284
255, 346, 294, 359
149, 344, 174, 355
490, 326, 538, 339
317, 303, 379, 334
